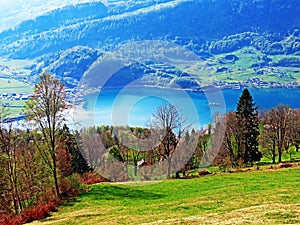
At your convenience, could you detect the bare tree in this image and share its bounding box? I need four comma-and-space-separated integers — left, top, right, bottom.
151, 102, 185, 178
212, 112, 242, 169
288, 109, 300, 153
260, 110, 278, 164
260, 105, 293, 163
24, 73, 69, 197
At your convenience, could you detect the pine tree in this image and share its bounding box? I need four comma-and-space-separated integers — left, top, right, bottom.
236, 88, 262, 164
71, 130, 92, 175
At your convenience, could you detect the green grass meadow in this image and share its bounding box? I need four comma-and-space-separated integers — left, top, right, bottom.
0, 78, 32, 116
0, 78, 32, 93
30, 167, 300, 225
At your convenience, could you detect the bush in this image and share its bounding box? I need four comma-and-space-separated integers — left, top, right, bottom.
60, 175, 87, 198
279, 163, 293, 168
80, 172, 110, 185
0, 215, 10, 225
7, 216, 23, 225
21, 201, 59, 223
198, 170, 212, 176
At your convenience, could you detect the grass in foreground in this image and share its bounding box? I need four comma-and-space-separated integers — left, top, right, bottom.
29, 167, 300, 225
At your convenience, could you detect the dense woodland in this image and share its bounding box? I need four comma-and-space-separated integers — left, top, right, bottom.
0, 74, 299, 224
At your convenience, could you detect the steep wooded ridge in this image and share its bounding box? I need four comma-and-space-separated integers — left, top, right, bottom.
0, 0, 299, 88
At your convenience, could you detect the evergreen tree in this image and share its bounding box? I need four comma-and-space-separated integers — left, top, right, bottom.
72, 130, 92, 174
236, 88, 262, 164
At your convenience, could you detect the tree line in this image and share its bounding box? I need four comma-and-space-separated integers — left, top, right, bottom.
0, 74, 92, 224
77, 88, 300, 180
213, 89, 300, 169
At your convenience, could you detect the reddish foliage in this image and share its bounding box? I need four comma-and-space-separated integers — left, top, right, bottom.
21, 205, 50, 223
0, 215, 23, 225
0, 199, 61, 225
279, 163, 293, 168
198, 170, 212, 176
59, 178, 79, 198
7, 216, 23, 225
46, 202, 58, 212
56, 142, 73, 178
80, 172, 110, 185
0, 215, 10, 225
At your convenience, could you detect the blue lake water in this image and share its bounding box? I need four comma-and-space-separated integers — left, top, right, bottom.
82, 87, 300, 129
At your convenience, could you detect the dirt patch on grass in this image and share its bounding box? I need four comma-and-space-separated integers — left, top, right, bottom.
141, 203, 300, 225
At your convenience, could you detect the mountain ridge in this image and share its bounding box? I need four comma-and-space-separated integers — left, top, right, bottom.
0, 0, 299, 89
1, 0, 300, 59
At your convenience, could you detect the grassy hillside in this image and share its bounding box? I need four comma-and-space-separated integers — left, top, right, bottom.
0, 78, 32, 117
30, 167, 300, 224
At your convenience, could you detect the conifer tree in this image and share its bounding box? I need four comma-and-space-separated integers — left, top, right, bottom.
236, 88, 262, 164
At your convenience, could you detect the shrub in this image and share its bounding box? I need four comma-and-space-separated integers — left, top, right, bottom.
279, 163, 293, 168
46, 202, 58, 212
0, 215, 10, 225
21, 205, 49, 223
60, 175, 87, 198
198, 170, 212, 176
8, 216, 23, 225
80, 172, 110, 185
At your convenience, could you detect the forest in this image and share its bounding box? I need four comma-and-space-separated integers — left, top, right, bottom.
0, 73, 299, 224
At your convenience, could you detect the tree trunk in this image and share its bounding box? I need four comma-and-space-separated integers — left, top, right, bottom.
167, 158, 172, 179
53, 156, 60, 197
278, 148, 282, 163
272, 152, 276, 164
134, 160, 138, 177
272, 142, 276, 164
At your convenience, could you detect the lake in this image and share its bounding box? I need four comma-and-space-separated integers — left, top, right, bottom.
78, 87, 300, 129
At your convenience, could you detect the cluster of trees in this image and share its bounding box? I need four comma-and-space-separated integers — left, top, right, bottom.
208, 30, 300, 55
0, 74, 91, 222
213, 89, 300, 169
75, 88, 300, 181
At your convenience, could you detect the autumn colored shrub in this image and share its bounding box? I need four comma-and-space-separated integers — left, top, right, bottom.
279, 162, 293, 168
7, 216, 23, 225
21, 206, 48, 223
60, 175, 87, 198
0, 215, 10, 225
80, 172, 110, 185
198, 170, 212, 176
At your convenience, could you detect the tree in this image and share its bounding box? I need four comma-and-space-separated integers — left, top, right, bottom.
261, 105, 294, 163
60, 126, 91, 175
24, 73, 69, 197
260, 110, 278, 164
212, 112, 242, 169
151, 102, 184, 178
236, 89, 261, 164
220, 111, 241, 167
288, 109, 300, 153
194, 130, 210, 168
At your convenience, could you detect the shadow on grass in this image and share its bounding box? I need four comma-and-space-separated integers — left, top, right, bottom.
83, 184, 165, 201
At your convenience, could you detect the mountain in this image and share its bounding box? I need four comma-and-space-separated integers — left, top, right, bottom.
0, 0, 299, 89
